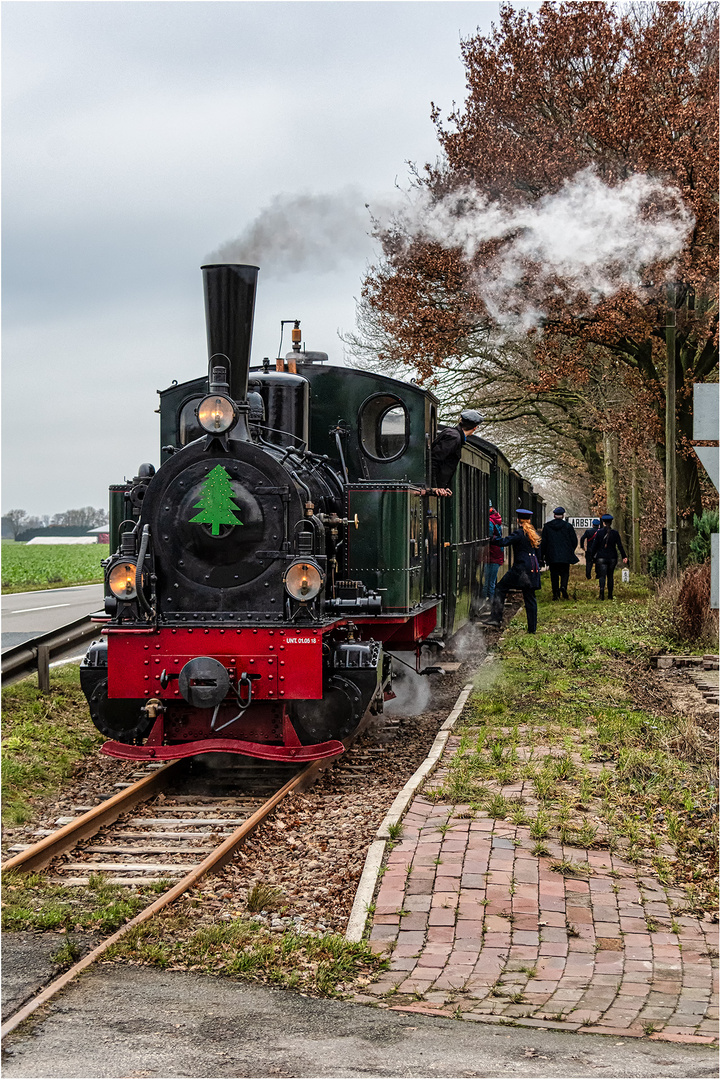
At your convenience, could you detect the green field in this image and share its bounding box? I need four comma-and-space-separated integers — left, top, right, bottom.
1, 543, 108, 593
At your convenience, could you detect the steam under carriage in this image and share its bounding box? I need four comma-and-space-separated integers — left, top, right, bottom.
80, 264, 543, 762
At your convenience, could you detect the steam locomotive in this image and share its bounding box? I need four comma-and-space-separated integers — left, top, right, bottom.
80, 264, 543, 763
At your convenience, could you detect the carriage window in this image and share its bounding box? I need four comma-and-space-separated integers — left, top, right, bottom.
359, 395, 409, 461
179, 398, 204, 445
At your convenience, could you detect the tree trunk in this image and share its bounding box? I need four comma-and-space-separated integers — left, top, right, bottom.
575, 431, 606, 492
603, 431, 622, 541
630, 452, 641, 573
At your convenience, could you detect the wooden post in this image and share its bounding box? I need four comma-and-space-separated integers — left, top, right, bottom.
37, 645, 50, 694
665, 285, 678, 578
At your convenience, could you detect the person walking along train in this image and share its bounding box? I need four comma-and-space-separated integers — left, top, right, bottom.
590, 514, 628, 600
481, 503, 505, 607
482, 509, 542, 634
540, 507, 579, 600
580, 518, 601, 580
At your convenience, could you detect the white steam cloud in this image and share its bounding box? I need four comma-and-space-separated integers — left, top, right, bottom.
208, 169, 693, 330
395, 168, 694, 329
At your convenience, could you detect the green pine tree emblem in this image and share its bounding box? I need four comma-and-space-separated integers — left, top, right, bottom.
189, 465, 243, 536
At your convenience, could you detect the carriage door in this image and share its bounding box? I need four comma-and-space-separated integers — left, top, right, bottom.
423, 493, 439, 598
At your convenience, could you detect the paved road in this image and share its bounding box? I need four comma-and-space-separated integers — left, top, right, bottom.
1, 584, 104, 652
1, 964, 717, 1078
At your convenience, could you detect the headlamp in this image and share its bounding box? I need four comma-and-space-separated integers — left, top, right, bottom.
197, 394, 237, 434
108, 561, 138, 599
284, 560, 324, 602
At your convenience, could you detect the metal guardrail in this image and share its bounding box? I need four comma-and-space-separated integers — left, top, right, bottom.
1, 615, 101, 690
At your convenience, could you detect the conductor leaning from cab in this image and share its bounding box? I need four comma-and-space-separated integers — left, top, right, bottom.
482, 509, 542, 634
430, 410, 482, 493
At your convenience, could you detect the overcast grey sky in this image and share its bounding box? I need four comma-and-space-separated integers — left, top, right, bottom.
2, 0, 525, 518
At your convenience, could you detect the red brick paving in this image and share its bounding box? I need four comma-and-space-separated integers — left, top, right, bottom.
357, 778, 719, 1044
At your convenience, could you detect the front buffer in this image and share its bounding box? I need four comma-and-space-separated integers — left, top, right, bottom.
80, 623, 384, 762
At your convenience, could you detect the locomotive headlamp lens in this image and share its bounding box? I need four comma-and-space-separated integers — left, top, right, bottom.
284, 560, 323, 601
108, 561, 138, 599
197, 395, 236, 434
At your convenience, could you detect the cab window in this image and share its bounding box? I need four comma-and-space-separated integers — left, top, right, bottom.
179, 398, 204, 445
358, 395, 409, 461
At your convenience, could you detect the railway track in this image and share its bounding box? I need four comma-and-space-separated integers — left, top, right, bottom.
1, 756, 327, 1038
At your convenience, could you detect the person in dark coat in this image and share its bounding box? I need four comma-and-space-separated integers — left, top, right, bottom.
540, 507, 580, 600
580, 518, 601, 580
482, 509, 541, 634
430, 410, 482, 492
590, 513, 628, 599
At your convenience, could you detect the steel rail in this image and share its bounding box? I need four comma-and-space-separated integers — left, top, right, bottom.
2, 760, 186, 874
1, 615, 99, 689
1, 759, 320, 1039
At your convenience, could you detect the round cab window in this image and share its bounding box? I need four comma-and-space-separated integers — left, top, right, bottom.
359, 395, 409, 461
179, 398, 204, 445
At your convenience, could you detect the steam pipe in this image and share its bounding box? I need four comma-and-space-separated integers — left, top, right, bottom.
201, 264, 259, 405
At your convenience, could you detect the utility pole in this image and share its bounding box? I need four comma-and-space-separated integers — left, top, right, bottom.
665, 284, 678, 578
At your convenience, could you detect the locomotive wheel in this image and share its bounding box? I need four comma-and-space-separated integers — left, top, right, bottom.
86, 679, 154, 744
292, 675, 364, 744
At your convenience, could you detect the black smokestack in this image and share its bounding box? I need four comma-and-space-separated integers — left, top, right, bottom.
201, 264, 259, 404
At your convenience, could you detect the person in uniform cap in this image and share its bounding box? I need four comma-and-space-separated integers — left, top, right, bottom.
430, 410, 483, 494
580, 518, 601, 580
589, 514, 627, 600
482, 509, 542, 634
540, 507, 579, 600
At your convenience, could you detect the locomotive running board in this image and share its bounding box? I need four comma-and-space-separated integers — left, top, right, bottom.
101, 737, 346, 763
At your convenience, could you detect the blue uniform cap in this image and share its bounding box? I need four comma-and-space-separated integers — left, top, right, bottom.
592, 518, 600, 526
601, 513, 613, 522
553, 506, 565, 515
516, 508, 533, 518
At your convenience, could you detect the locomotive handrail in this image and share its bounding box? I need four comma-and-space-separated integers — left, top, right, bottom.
1, 614, 100, 690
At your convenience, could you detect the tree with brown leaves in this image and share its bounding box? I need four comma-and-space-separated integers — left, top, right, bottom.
360, 0, 718, 543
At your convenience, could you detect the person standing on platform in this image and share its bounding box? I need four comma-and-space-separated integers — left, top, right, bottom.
430, 410, 482, 493
482, 509, 542, 634
590, 513, 628, 600
540, 507, 580, 600
482, 503, 504, 606
580, 518, 601, 580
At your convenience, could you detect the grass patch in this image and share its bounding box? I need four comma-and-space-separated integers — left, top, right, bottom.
550, 859, 593, 878
50, 935, 82, 967
2, 544, 108, 592
2, 665, 103, 824
246, 882, 284, 913
2, 870, 169, 933
105, 909, 388, 997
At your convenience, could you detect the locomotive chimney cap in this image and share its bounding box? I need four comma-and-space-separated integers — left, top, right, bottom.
200, 262, 260, 271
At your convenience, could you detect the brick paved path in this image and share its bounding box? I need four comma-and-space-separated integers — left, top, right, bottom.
356, 744, 718, 1044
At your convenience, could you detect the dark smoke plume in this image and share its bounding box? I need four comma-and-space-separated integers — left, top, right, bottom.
206, 188, 381, 276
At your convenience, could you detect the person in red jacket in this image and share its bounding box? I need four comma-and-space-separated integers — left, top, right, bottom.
483, 504, 505, 602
